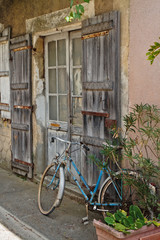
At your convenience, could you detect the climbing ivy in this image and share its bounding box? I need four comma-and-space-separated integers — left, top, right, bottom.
65, 0, 90, 22
146, 37, 160, 64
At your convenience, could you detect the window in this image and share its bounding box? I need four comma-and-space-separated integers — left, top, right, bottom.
45, 31, 82, 129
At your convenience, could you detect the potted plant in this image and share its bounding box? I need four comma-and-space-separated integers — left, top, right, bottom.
93, 205, 160, 240
92, 103, 160, 239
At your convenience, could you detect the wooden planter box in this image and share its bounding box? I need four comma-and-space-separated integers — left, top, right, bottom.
93, 219, 160, 240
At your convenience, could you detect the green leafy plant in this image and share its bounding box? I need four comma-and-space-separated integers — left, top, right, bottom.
104, 205, 160, 234
65, 0, 90, 22
146, 38, 160, 64
92, 103, 160, 218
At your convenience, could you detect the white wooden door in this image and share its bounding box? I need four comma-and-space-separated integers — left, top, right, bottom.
45, 31, 83, 178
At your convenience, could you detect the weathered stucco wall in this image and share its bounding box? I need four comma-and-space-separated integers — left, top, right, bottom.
0, 0, 73, 36
95, 0, 114, 14
129, 0, 160, 108
0, 0, 87, 37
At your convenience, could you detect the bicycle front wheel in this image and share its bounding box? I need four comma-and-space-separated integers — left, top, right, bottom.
38, 163, 65, 215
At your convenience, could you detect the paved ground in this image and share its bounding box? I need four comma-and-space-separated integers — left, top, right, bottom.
0, 167, 103, 240
0, 218, 22, 240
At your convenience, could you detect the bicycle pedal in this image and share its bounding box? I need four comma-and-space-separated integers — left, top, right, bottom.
96, 208, 109, 212
82, 216, 88, 223
83, 221, 89, 225
93, 205, 97, 210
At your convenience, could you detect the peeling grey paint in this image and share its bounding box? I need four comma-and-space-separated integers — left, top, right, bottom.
35, 95, 46, 126
36, 78, 45, 96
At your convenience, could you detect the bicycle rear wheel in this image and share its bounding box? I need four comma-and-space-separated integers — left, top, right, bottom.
98, 171, 139, 217
38, 163, 65, 215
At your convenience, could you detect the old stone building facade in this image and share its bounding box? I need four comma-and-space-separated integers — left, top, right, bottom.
0, 0, 159, 184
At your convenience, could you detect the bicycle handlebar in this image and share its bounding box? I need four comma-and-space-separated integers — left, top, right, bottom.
51, 136, 90, 151
80, 142, 90, 151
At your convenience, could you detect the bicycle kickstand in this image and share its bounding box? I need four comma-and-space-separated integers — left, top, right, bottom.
82, 203, 89, 225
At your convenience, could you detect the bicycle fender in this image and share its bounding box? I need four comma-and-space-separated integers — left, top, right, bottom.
98, 176, 111, 203
53, 166, 65, 208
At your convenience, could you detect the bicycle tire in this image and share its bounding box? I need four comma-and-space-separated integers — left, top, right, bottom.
38, 163, 65, 215
98, 170, 139, 217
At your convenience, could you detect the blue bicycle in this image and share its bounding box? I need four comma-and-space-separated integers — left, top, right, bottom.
38, 136, 139, 219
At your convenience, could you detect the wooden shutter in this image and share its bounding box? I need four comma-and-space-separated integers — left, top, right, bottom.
0, 27, 11, 119
81, 11, 120, 184
10, 34, 33, 178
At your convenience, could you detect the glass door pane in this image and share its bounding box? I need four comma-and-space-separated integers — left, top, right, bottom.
49, 96, 57, 120
48, 41, 56, 67
57, 39, 66, 65
59, 95, 67, 121
49, 69, 56, 93
58, 69, 67, 94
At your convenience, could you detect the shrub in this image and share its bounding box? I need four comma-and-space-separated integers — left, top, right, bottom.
93, 104, 160, 218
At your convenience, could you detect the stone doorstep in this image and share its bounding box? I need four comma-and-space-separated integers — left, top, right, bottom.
140, 232, 160, 240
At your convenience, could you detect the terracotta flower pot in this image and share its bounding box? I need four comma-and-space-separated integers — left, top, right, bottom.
93, 219, 160, 240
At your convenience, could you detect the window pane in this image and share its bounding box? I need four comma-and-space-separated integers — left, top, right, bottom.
57, 39, 66, 66
49, 69, 56, 93
73, 68, 82, 96
72, 97, 82, 126
48, 41, 56, 66
59, 95, 67, 122
58, 68, 67, 94
73, 38, 82, 66
49, 96, 57, 120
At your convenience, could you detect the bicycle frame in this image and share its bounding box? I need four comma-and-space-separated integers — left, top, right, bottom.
39, 136, 148, 216
66, 155, 122, 207
50, 136, 122, 208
